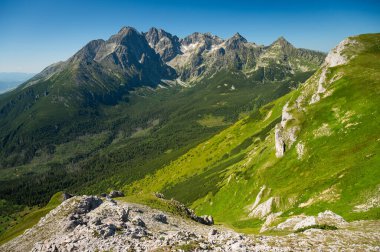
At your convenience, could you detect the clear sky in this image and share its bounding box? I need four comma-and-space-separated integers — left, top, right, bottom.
1, 0, 379, 73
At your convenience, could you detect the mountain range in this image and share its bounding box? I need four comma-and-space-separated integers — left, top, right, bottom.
0, 27, 379, 250
0, 26, 324, 169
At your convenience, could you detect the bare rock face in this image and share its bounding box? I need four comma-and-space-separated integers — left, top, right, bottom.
274, 210, 348, 232
247, 185, 282, 220
247, 186, 281, 221
249, 185, 267, 211
275, 124, 286, 157
249, 197, 277, 219
310, 38, 357, 105
293, 216, 317, 230
310, 68, 328, 104
144, 27, 182, 62
276, 215, 308, 230
324, 38, 353, 68
274, 103, 300, 158
317, 210, 348, 227
260, 212, 283, 233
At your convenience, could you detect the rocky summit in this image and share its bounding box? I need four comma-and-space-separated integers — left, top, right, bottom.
23, 26, 325, 89
1, 195, 379, 252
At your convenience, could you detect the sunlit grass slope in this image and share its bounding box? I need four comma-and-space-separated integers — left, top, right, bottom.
125, 34, 380, 233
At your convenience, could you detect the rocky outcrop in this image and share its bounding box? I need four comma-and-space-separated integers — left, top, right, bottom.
247, 186, 281, 220
166, 198, 215, 225
154, 192, 165, 199
152, 213, 168, 223
325, 38, 353, 68
293, 216, 317, 230
62, 192, 74, 201
275, 124, 286, 157
276, 215, 307, 231
196, 215, 214, 226
274, 37, 358, 157
249, 197, 280, 219
354, 186, 380, 212
310, 38, 357, 105
249, 185, 266, 211
2, 196, 379, 252
310, 68, 328, 104
2, 196, 216, 252
260, 212, 283, 233
108, 190, 124, 198
317, 210, 347, 227
274, 102, 300, 157
274, 210, 348, 232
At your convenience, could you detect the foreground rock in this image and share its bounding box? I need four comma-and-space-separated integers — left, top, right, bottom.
273, 210, 348, 232
1, 196, 379, 252
108, 190, 124, 198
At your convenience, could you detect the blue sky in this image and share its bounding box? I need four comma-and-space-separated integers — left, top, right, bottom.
0, 0, 379, 73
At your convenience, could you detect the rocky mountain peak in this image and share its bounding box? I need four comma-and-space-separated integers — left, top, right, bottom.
231, 32, 247, 42
225, 32, 248, 50
69, 39, 105, 64
182, 32, 223, 46
204, 32, 224, 43
167, 28, 325, 82
145, 27, 169, 44
144, 27, 181, 62
118, 26, 140, 36
271, 36, 293, 48
107, 26, 143, 46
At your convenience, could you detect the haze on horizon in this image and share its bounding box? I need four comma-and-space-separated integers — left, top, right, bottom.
0, 0, 379, 73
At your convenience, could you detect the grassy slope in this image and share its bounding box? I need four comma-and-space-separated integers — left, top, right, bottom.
0, 70, 307, 192
0, 192, 63, 245
126, 34, 380, 233
0, 68, 313, 235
